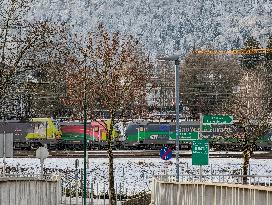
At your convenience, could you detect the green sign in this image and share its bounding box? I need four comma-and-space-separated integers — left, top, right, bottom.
203, 115, 233, 124
202, 124, 212, 131
192, 139, 209, 165
180, 132, 199, 140
170, 132, 199, 141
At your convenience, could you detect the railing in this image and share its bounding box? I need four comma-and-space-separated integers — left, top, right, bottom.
155, 174, 272, 186
151, 176, 272, 205
0, 173, 60, 181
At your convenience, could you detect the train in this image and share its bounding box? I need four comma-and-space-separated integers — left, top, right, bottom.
0, 118, 119, 150
1, 118, 272, 151
124, 120, 272, 151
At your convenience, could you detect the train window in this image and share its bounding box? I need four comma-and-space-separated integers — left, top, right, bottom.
139, 126, 144, 132
159, 124, 170, 132
94, 126, 99, 132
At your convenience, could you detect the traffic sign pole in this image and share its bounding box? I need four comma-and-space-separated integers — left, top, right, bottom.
199, 113, 203, 181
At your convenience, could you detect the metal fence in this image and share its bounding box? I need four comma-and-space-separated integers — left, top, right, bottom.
155, 174, 272, 186
59, 169, 135, 205
1, 159, 272, 204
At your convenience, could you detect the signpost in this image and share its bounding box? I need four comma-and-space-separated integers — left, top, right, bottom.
36, 146, 49, 179
192, 139, 209, 165
75, 159, 80, 205
203, 115, 233, 124
180, 132, 199, 140
160, 147, 173, 160
160, 147, 173, 177
170, 132, 199, 141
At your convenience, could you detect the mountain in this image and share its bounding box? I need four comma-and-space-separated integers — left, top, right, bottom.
26, 0, 272, 56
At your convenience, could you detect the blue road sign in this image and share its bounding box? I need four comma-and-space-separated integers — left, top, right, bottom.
160, 147, 173, 160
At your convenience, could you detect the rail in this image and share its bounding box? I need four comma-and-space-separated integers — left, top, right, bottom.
154, 174, 272, 186
0, 173, 60, 181
151, 176, 272, 205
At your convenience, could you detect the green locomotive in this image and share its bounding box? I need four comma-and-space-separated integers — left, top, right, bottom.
124, 120, 272, 151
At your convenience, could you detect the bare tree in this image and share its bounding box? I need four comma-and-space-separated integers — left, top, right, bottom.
228, 66, 271, 183
64, 25, 153, 205
181, 54, 241, 117
0, 0, 70, 118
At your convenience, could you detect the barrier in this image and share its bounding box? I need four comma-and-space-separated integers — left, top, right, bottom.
0, 177, 61, 205
155, 174, 272, 186
150, 177, 272, 205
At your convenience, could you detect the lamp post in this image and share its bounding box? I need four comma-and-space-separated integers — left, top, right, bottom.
83, 64, 88, 205
157, 55, 181, 182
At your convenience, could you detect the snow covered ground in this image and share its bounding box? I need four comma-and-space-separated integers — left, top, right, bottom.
1, 157, 272, 195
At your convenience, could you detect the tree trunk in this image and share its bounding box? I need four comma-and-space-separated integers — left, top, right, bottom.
108, 146, 116, 205
107, 113, 116, 205
242, 131, 252, 184
242, 146, 250, 184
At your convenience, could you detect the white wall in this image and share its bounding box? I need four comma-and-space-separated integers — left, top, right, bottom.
151, 178, 272, 205
0, 178, 61, 205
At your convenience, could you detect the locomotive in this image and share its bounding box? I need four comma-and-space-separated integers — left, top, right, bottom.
59, 120, 119, 150
0, 118, 60, 150
123, 120, 272, 151
0, 118, 119, 150
1, 118, 272, 151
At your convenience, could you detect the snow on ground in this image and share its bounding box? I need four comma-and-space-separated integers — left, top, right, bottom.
1, 157, 272, 195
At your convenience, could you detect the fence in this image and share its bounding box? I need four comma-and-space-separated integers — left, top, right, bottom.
155, 174, 272, 186
150, 177, 272, 205
59, 169, 132, 205
2, 158, 272, 204
0, 175, 61, 205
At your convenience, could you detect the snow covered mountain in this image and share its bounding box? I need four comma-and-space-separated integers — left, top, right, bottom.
28, 0, 272, 56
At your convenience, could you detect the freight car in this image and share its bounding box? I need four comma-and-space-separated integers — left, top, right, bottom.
123, 121, 272, 151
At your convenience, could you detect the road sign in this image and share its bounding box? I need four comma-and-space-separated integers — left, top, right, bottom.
203, 115, 233, 124
170, 132, 199, 140
180, 132, 199, 140
192, 139, 209, 165
202, 124, 212, 131
36, 146, 49, 160
160, 147, 173, 160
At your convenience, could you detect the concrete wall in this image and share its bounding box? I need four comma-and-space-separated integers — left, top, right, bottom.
0, 178, 61, 205
151, 178, 272, 205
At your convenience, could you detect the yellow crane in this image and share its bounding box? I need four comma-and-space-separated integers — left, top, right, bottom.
192, 48, 272, 55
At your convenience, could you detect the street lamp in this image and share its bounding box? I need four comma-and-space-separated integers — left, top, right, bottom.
157, 55, 181, 182
83, 63, 88, 205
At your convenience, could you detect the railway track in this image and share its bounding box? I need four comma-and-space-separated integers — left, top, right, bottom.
13, 150, 272, 159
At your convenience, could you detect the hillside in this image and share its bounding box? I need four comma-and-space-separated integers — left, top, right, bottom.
29, 0, 272, 56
